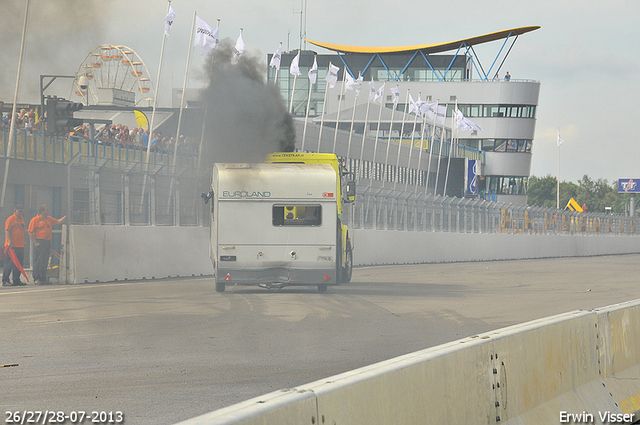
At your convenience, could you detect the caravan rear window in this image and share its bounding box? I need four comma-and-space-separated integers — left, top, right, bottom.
272, 205, 322, 226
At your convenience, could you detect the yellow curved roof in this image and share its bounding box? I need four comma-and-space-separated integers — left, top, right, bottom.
305, 26, 540, 54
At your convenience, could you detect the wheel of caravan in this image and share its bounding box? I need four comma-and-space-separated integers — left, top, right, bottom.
335, 222, 343, 284
342, 240, 353, 284
317, 284, 327, 293
215, 281, 226, 293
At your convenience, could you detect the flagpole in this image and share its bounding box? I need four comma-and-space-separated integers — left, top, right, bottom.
1, 0, 29, 209
557, 129, 561, 209
289, 74, 298, 115
415, 113, 428, 194
316, 82, 329, 152
273, 42, 282, 85
434, 103, 448, 195
404, 92, 420, 192
393, 89, 410, 191
346, 73, 361, 163
384, 85, 399, 185
301, 55, 316, 152
316, 62, 332, 152
358, 79, 374, 180
196, 18, 219, 171
370, 85, 384, 186
443, 102, 456, 197
300, 75, 311, 151
425, 100, 438, 195
173, 11, 196, 168
332, 66, 347, 154
141, 0, 172, 217
165, 11, 196, 219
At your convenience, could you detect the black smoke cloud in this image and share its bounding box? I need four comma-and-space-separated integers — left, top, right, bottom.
198, 38, 295, 167
1, 0, 107, 102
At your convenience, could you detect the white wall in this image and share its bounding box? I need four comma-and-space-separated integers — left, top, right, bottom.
63, 225, 212, 284
353, 229, 640, 265
60, 226, 640, 284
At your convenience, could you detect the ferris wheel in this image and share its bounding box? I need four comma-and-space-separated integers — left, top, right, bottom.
71, 45, 154, 107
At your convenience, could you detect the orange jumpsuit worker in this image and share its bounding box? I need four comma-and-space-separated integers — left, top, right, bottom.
3, 204, 27, 286
28, 204, 65, 285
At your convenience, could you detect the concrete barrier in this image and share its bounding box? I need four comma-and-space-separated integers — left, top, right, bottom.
352, 229, 640, 265
174, 299, 640, 425
60, 226, 640, 284
61, 225, 213, 284
598, 301, 640, 418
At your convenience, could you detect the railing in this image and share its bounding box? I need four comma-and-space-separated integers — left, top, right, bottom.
386, 136, 485, 163
347, 185, 638, 236
1, 127, 198, 172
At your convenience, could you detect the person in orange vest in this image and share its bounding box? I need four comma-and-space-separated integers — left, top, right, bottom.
27, 205, 66, 285
3, 204, 27, 286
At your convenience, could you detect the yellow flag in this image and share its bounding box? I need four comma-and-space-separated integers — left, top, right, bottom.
566, 198, 583, 212
134, 109, 149, 130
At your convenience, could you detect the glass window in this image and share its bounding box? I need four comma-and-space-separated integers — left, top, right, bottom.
481, 139, 495, 151
485, 105, 499, 117
273, 205, 322, 226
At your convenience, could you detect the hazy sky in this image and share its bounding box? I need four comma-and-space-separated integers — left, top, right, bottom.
2, 0, 639, 183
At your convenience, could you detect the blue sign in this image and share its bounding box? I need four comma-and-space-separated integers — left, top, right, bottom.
618, 179, 640, 193
466, 159, 480, 195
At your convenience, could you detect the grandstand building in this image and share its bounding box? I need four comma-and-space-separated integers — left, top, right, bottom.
268, 26, 541, 204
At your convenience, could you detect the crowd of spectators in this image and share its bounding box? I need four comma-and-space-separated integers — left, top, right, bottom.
72, 123, 200, 155
1, 101, 199, 155
0, 101, 40, 134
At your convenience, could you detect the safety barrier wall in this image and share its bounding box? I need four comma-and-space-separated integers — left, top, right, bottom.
352, 229, 640, 265
60, 226, 640, 283
61, 225, 212, 284
174, 299, 640, 425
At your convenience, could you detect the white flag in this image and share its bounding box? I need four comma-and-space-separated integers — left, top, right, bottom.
374, 82, 385, 104
164, 6, 175, 36
368, 80, 376, 102
325, 63, 340, 88
557, 130, 564, 146
194, 17, 218, 55
390, 87, 400, 107
232, 31, 245, 64
408, 93, 420, 116
290, 51, 302, 76
426, 103, 447, 124
345, 72, 363, 96
308, 56, 318, 84
269, 44, 282, 70
455, 108, 483, 132
417, 95, 427, 116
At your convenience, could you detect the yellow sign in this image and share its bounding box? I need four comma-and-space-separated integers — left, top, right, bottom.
566, 198, 583, 212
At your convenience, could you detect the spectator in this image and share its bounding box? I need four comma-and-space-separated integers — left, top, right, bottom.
504, 72, 511, 81
129, 127, 140, 146
142, 129, 149, 148
28, 204, 66, 285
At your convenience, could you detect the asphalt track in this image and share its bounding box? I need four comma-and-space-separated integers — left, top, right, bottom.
2, 254, 639, 425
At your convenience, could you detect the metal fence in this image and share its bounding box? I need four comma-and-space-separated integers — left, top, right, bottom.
5, 128, 636, 236
68, 155, 204, 226
2, 127, 197, 170
346, 184, 638, 236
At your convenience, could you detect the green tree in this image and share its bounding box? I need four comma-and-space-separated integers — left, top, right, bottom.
526, 175, 557, 207
528, 174, 631, 214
